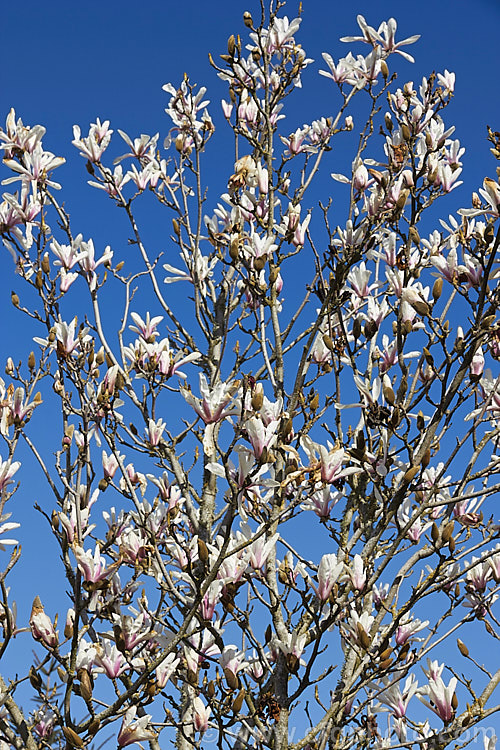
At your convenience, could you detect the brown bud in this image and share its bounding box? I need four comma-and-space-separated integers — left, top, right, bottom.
28, 351, 36, 370
401, 319, 412, 335
232, 687, 245, 713
421, 449, 430, 469
207, 680, 216, 698
187, 669, 198, 685
380, 657, 393, 670
115, 260, 125, 272
78, 668, 93, 703
309, 392, 319, 411
398, 642, 410, 661
431, 522, 440, 544
269, 266, 280, 284
253, 255, 267, 272
62, 727, 84, 747
356, 622, 371, 650
432, 277, 443, 301
396, 190, 409, 211
251, 386, 264, 411
11, 291, 19, 307
408, 226, 420, 245
457, 638, 469, 657
287, 653, 300, 674
322, 334, 334, 351
380, 59, 389, 79
224, 668, 239, 690
452, 691, 458, 710
484, 223, 495, 244
88, 719, 101, 736
441, 521, 454, 543
417, 411, 425, 431
243, 11, 253, 27
227, 35, 236, 56
481, 314, 496, 329
51, 510, 60, 531
198, 538, 209, 564
265, 624, 272, 643
383, 383, 395, 406
35, 271, 43, 290
379, 647, 393, 661
41, 253, 50, 274
364, 320, 378, 340
98, 478, 108, 492
384, 113, 393, 132
448, 536, 456, 553
353, 317, 362, 339
403, 466, 419, 484
172, 218, 180, 236
401, 124, 412, 141
280, 417, 293, 439
29, 666, 42, 691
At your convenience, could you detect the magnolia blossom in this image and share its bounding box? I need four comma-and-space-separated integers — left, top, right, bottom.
419, 674, 457, 723
395, 615, 429, 646
220, 645, 248, 678
180, 373, 240, 424
0, 456, 20, 493
347, 554, 366, 591
95, 640, 128, 679
192, 696, 211, 733
30, 598, 58, 649
76, 236, 113, 291
118, 706, 156, 747
378, 674, 419, 720
32, 706, 57, 740
246, 415, 279, 459
313, 553, 343, 601
247, 533, 278, 570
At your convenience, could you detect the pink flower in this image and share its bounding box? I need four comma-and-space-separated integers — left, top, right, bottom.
313, 553, 343, 601
30, 597, 58, 649
155, 652, 179, 689
180, 374, 240, 424
118, 706, 156, 746
95, 640, 127, 679
246, 416, 279, 459
0, 457, 20, 492
395, 615, 428, 646
220, 645, 248, 678
199, 580, 223, 621
348, 554, 366, 591
192, 696, 211, 733
419, 675, 457, 723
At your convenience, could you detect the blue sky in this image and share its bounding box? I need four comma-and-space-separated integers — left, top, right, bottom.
1, 0, 500, 739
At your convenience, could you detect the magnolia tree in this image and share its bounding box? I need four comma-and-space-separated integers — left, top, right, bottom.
0, 3, 500, 749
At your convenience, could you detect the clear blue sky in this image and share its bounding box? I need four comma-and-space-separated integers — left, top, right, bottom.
0, 0, 499, 736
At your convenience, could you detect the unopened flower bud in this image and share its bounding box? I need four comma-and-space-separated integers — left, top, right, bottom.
472, 192, 481, 209
432, 277, 443, 301
243, 11, 253, 27
251, 383, 264, 411
5, 358, 14, 376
